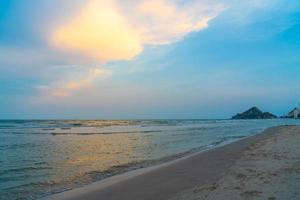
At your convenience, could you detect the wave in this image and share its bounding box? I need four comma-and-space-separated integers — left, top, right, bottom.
50, 130, 163, 136
1, 125, 240, 136
211, 135, 246, 146
48, 126, 225, 136
0, 119, 226, 131
0, 166, 52, 175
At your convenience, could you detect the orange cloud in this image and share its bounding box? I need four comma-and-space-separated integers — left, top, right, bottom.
37, 68, 112, 98
52, 0, 142, 61
52, 0, 225, 61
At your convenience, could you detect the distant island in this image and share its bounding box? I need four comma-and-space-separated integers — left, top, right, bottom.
232, 106, 277, 119
284, 107, 300, 118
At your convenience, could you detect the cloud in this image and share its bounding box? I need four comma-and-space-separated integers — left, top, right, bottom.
135, 0, 224, 44
36, 67, 112, 99
3, 0, 225, 100
52, 0, 225, 61
52, 0, 142, 61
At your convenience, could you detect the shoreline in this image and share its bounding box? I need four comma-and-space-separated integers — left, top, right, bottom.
40, 133, 243, 199
42, 125, 289, 200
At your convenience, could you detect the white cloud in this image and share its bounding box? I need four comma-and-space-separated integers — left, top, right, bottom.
133, 0, 224, 44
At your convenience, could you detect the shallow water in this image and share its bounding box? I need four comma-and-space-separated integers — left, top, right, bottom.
0, 119, 300, 200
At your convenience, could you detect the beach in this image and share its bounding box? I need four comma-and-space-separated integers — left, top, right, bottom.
4, 119, 300, 200
43, 125, 300, 200
3, 1, 300, 199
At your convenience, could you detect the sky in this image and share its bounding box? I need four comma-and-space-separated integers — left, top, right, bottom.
0, 0, 300, 119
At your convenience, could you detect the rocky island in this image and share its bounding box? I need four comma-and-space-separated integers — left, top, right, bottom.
232, 106, 277, 119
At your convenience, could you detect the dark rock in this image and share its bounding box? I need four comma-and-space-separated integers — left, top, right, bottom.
232, 107, 277, 120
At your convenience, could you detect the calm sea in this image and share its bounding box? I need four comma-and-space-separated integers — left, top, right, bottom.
1, 119, 300, 200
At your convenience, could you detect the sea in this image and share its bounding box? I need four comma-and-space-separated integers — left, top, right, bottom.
1, 119, 300, 200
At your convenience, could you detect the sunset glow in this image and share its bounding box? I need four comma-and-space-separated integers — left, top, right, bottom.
1, 0, 300, 119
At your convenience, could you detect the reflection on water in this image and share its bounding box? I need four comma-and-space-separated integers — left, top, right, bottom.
56, 133, 138, 173
1, 119, 300, 200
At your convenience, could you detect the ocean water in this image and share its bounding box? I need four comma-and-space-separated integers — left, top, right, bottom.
1, 119, 300, 200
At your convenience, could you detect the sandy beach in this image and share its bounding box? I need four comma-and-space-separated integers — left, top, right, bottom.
43, 125, 300, 200
172, 125, 300, 200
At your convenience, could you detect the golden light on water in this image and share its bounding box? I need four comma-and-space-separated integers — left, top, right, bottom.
56, 133, 141, 172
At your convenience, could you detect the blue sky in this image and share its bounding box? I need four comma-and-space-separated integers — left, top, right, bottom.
0, 0, 300, 119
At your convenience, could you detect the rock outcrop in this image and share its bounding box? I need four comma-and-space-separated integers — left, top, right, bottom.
232, 107, 277, 119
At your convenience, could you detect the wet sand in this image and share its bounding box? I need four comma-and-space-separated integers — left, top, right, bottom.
43, 125, 300, 200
